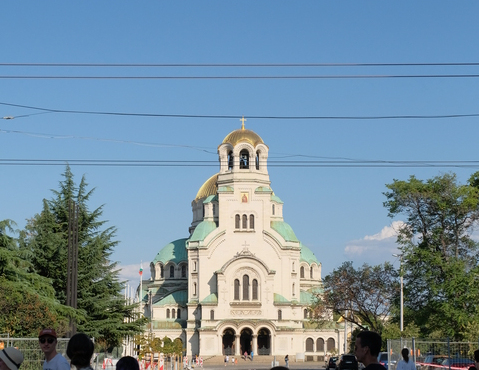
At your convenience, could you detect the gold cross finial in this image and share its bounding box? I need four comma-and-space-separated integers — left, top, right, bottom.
240, 116, 246, 130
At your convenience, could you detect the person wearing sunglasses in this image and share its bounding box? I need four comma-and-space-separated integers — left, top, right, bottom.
38, 329, 70, 370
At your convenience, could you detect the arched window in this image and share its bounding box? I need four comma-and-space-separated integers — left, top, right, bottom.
235, 214, 240, 229
194, 261, 197, 272
193, 283, 197, 296
160, 265, 164, 278
177, 308, 181, 319
306, 338, 314, 352
239, 149, 249, 169
228, 151, 234, 170
213, 204, 216, 216
210, 310, 214, 320
255, 151, 260, 170
166, 309, 170, 319
182, 265, 187, 278
249, 214, 255, 229
292, 283, 295, 296
278, 310, 282, 320
327, 338, 335, 352
304, 309, 308, 319
272, 204, 275, 215
292, 262, 295, 272
170, 266, 174, 278
234, 279, 240, 300
316, 338, 324, 352
310, 266, 313, 279
252, 279, 258, 300
243, 275, 249, 300
172, 308, 176, 318
242, 214, 247, 229
300, 266, 305, 278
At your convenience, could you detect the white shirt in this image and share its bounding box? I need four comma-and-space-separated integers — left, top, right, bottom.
396, 359, 416, 370
43, 353, 71, 370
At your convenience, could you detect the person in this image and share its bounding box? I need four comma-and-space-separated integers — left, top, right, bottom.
468, 349, 479, 370
284, 354, 289, 367
231, 356, 234, 365
244, 351, 247, 361
225, 355, 228, 366
396, 348, 415, 370
0, 347, 23, 370
39, 329, 70, 370
354, 331, 386, 370
251, 351, 254, 361
116, 356, 139, 370
66, 333, 95, 370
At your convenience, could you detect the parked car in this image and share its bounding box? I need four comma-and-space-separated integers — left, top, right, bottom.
419, 355, 449, 370
378, 352, 399, 370
336, 354, 359, 370
440, 358, 474, 369
328, 356, 339, 369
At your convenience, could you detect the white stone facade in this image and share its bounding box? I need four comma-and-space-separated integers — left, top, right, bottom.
139, 125, 344, 360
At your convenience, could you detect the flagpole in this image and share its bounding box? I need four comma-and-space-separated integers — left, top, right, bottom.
139, 262, 143, 316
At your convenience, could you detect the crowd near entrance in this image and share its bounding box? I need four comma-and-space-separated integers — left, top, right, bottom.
221, 327, 271, 356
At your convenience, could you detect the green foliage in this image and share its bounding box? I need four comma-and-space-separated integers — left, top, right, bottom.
20, 166, 145, 346
311, 261, 399, 335
0, 220, 73, 336
384, 172, 479, 340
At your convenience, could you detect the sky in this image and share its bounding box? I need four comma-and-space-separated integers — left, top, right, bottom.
2, 2, 479, 290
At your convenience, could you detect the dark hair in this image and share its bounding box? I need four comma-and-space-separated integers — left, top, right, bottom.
116, 356, 139, 370
356, 331, 382, 357
66, 333, 94, 368
401, 348, 410, 363
474, 349, 479, 363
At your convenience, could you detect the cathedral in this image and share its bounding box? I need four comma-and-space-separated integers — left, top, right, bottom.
139, 122, 344, 360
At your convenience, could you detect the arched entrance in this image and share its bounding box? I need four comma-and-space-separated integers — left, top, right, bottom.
240, 328, 253, 355
222, 328, 236, 355
257, 328, 271, 355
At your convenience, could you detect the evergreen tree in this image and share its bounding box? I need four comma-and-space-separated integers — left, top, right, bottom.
0, 219, 71, 336
22, 166, 145, 346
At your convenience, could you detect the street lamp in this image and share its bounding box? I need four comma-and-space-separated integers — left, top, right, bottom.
393, 253, 403, 333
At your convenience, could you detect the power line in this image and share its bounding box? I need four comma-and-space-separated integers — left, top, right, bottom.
2, 62, 479, 67
1, 159, 478, 168
2, 74, 479, 79
2, 102, 479, 121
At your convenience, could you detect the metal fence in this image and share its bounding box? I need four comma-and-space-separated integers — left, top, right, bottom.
0, 337, 70, 370
387, 339, 479, 370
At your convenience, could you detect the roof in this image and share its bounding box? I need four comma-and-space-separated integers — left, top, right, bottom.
152, 238, 188, 265
154, 289, 188, 306
300, 243, 320, 265
270, 221, 299, 242
271, 194, 284, 204
190, 221, 217, 242
222, 125, 264, 147
195, 173, 218, 202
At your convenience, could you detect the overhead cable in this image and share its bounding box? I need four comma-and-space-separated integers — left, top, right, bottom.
1, 102, 479, 121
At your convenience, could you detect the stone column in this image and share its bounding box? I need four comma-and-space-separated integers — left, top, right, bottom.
235, 334, 241, 356
252, 335, 258, 356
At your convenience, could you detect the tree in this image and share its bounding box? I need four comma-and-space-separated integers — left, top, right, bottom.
0, 219, 71, 336
311, 261, 399, 335
21, 166, 145, 346
384, 172, 479, 339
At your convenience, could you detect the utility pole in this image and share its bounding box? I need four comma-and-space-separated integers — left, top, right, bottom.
67, 199, 79, 336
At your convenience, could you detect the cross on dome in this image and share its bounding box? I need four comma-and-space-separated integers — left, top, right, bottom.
240, 116, 247, 130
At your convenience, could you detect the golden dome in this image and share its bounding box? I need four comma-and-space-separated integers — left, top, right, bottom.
222, 123, 264, 147
195, 173, 218, 202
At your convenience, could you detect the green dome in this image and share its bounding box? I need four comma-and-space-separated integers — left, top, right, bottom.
153, 238, 188, 265
300, 243, 320, 265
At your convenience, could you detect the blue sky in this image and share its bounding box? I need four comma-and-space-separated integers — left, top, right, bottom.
2, 2, 479, 288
